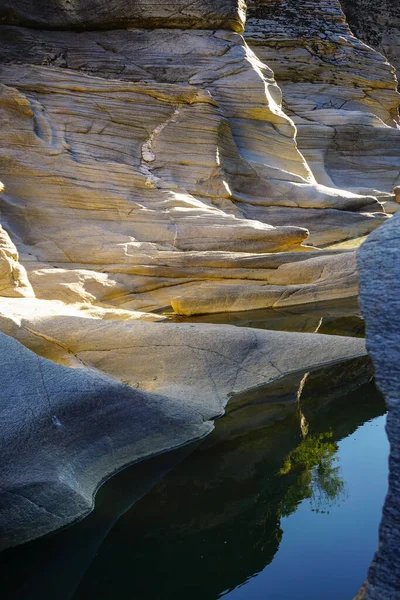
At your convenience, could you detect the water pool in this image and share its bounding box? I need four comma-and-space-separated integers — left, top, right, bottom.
0, 376, 388, 600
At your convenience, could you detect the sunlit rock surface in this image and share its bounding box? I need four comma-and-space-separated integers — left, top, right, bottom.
0, 210, 33, 298
245, 0, 400, 202
0, 0, 399, 552
1, 0, 399, 319
358, 213, 400, 600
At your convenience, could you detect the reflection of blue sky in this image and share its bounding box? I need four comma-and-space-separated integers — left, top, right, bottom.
223, 415, 389, 600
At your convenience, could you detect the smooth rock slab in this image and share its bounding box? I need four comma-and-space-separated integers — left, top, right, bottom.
0, 332, 211, 551
0, 317, 367, 550
170, 250, 358, 315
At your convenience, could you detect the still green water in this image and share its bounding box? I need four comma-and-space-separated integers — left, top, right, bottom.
0, 374, 388, 600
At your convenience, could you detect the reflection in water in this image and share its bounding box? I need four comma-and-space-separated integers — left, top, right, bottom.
170, 298, 365, 338
224, 414, 389, 600
0, 366, 387, 600
280, 432, 347, 516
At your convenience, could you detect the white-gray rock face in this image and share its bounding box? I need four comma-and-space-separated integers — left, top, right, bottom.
0, 332, 208, 550
358, 214, 400, 600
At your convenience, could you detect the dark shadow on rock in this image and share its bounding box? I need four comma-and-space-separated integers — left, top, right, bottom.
0, 443, 196, 600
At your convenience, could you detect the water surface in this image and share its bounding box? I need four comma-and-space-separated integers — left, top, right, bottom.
223, 414, 388, 600
0, 375, 388, 600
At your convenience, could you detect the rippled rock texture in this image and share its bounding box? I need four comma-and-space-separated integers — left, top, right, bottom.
0, 0, 400, 550
1, 0, 399, 318
245, 0, 400, 199
340, 0, 400, 84
358, 213, 400, 600
0, 0, 247, 31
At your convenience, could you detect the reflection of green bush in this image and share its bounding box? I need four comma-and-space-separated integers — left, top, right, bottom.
279, 432, 347, 516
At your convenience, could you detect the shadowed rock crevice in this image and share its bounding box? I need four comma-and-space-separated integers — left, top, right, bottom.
358, 212, 400, 600
340, 0, 400, 86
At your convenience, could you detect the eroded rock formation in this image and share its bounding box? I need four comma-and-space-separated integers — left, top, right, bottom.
1, 0, 399, 317
245, 0, 400, 199
340, 0, 400, 84
0, 0, 399, 555
0, 0, 247, 31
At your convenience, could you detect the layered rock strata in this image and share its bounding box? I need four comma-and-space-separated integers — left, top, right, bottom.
0, 0, 399, 553
245, 0, 400, 202
340, 0, 400, 83
1, 0, 399, 319
0, 0, 247, 31
358, 213, 400, 600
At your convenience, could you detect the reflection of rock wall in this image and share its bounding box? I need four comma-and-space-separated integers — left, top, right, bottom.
340, 0, 400, 84
2, 367, 384, 600
358, 213, 400, 600
64, 378, 384, 600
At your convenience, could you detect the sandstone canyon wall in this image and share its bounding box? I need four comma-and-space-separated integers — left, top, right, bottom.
1, 0, 399, 320
0, 1, 399, 583
340, 0, 400, 85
